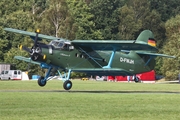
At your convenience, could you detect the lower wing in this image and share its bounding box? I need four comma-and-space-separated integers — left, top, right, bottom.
14, 56, 41, 65
71, 68, 134, 76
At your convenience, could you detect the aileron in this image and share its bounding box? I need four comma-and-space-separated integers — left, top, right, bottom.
71, 68, 133, 76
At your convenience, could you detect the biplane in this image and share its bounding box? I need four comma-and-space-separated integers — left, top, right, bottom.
4, 28, 174, 90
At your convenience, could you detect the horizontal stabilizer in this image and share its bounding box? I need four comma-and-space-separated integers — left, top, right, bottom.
121, 50, 175, 58
14, 56, 41, 65
138, 52, 175, 58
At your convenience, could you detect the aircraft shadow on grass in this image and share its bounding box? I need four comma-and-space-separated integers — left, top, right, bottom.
1, 90, 179, 94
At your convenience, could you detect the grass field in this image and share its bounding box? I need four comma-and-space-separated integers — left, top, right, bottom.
0, 80, 180, 120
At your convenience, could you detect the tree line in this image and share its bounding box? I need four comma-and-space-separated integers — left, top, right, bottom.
0, 0, 180, 80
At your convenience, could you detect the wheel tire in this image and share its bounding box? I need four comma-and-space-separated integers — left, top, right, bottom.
63, 80, 72, 90
37, 76, 46, 87
134, 77, 139, 83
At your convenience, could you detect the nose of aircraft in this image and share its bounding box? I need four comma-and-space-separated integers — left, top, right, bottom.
19, 29, 47, 62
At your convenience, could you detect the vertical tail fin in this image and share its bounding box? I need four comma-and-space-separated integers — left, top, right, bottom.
136, 30, 156, 47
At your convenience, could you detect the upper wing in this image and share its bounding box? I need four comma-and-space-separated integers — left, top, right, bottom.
71, 40, 158, 51
5, 28, 157, 51
71, 68, 134, 76
14, 56, 41, 65
4, 28, 59, 40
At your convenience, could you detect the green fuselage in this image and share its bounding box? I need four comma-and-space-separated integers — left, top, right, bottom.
41, 47, 155, 75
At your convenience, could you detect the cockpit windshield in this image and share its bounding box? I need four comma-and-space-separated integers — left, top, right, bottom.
49, 39, 73, 50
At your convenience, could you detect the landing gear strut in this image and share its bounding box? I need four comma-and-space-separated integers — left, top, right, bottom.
37, 65, 73, 90
37, 66, 52, 87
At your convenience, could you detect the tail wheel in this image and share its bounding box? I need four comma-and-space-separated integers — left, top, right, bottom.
63, 80, 72, 90
134, 77, 139, 83
37, 76, 46, 86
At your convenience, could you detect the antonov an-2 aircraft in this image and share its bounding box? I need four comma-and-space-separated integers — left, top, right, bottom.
4, 28, 174, 90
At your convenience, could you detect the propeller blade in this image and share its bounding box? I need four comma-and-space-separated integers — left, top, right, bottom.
34, 29, 40, 47
23, 46, 32, 53
19, 45, 32, 53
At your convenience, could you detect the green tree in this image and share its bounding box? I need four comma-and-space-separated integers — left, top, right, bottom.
26, 0, 47, 23
0, 27, 9, 62
126, 0, 165, 41
3, 10, 35, 49
150, 0, 180, 22
37, 0, 75, 39
0, 0, 36, 55
161, 15, 180, 80
90, 0, 125, 39
4, 48, 29, 71
118, 5, 142, 39
118, 0, 165, 42
0, 0, 47, 75
66, 0, 102, 40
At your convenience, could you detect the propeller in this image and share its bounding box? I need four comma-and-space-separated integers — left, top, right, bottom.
19, 29, 46, 61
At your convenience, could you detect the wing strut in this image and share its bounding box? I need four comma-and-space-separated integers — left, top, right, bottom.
79, 47, 103, 67
144, 56, 155, 66
103, 49, 116, 68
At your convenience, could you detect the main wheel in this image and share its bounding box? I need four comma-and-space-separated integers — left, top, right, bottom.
37, 76, 46, 87
63, 80, 72, 90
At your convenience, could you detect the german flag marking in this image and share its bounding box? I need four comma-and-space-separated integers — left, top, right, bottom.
148, 39, 156, 47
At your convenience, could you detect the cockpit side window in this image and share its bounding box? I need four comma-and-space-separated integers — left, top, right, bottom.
54, 42, 59, 46
58, 42, 64, 48
49, 40, 64, 48
51, 41, 62, 48
49, 40, 73, 50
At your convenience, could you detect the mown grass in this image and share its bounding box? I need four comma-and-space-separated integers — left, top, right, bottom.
0, 80, 180, 120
